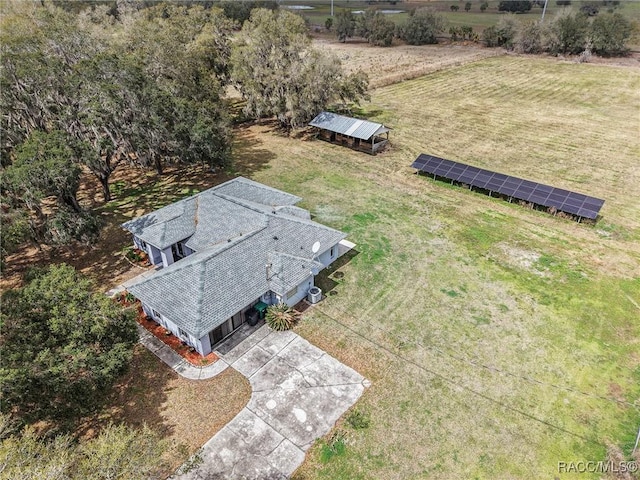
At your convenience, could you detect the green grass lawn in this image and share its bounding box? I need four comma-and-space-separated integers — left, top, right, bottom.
234, 55, 640, 479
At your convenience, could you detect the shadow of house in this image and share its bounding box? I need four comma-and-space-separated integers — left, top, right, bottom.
314, 248, 359, 297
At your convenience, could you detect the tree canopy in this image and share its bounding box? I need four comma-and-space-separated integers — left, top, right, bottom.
498, 1, 533, 13
590, 12, 633, 56
398, 8, 446, 45
0, 1, 235, 262
231, 9, 369, 128
335, 9, 355, 43
0, 264, 138, 424
0, 415, 165, 480
2, 130, 100, 248
1, 2, 233, 202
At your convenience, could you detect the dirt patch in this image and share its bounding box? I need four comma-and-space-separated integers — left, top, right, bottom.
316, 39, 503, 88
494, 242, 543, 273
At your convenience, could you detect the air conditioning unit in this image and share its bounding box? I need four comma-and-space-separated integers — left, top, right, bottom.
307, 286, 322, 304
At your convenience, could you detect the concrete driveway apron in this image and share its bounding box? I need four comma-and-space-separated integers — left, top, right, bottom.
172, 325, 369, 480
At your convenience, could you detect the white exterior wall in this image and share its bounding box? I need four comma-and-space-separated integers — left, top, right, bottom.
160, 247, 174, 267
317, 243, 339, 268
182, 243, 195, 256
284, 275, 314, 306
133, 235, 162, 266
148, 244, 162, 265
197, 334, 211, 356
143, 303, 197, 350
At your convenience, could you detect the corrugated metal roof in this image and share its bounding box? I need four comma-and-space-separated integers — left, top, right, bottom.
309, 112, 389, 140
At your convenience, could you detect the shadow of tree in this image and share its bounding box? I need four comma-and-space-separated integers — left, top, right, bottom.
232, 122, 277, 177
76, 346, 173, 441
2, 122, 280, 290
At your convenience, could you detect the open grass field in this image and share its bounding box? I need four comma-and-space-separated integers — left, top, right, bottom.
318, 40, 503, 88
230, 54, 640, 479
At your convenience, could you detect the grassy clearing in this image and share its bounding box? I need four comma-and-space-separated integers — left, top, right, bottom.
235, 55, 639, 479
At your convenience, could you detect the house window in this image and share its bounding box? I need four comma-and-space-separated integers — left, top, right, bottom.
287, 286, 298, 299
330, 246, 336, 258
139, 239, 147, 250
179, 328, 190, 340
172, 242, 186, 260
152, 309, 161, 320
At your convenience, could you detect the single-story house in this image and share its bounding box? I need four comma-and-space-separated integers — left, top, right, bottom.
122, 177, 346, 356
309, 111, 390, 155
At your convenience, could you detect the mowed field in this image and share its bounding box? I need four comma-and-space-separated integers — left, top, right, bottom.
235, 55, 640, 479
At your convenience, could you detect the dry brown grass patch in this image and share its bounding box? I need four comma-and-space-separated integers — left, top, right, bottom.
78, 345, 251, 476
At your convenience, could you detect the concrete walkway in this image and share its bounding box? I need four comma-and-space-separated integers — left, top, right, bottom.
137, 326, 229, 380
171, 326, 369, 479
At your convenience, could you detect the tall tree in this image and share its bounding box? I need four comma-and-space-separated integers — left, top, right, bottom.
590, 12, 633, 56
398, 7, 445, 45
1, 2, 233, 203
231, 9, 369, 128
121, 4, 233, 174
546, 9, 589, 54
0, 264, 138, 424
4, 130, 82, 214
335, 9, 355, 43
368, 13, 396, 47
2, 130, 100, 249
0, 3, 96, 160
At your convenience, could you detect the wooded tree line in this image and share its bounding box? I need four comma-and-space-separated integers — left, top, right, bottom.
0, 1, 369, 263
330, 4, 634, 53
484, 9, 634, 56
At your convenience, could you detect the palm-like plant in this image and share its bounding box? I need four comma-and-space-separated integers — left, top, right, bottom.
265, 303, 301, 331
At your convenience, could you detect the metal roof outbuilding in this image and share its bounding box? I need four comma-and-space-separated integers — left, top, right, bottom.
309, 111, 389, 141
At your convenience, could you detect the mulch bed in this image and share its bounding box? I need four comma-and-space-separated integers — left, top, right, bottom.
127, 301, 218, 367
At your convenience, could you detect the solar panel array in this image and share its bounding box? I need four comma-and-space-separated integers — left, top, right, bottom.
411, 154, 604, 220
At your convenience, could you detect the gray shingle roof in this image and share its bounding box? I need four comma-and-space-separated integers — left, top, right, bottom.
124, 178, 346, 339
212, 177, 301, 206
121, 177, 300, 250
309, 111, 389, 141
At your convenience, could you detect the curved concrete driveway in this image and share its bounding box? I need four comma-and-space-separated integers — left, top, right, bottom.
172, 325, 369, 480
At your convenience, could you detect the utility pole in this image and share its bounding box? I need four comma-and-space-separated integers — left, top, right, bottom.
331, 0, 334, 17
541, 0, 549, 23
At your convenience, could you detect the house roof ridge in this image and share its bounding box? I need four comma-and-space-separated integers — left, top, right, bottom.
193, 260, 207, 336
211, 191, 275, 215
268, 210, 346, 236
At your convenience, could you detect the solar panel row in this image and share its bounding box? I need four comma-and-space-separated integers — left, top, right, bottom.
411, 154, 604, 220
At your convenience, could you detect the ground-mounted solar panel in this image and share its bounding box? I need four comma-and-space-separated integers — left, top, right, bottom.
411, 153, 604, 221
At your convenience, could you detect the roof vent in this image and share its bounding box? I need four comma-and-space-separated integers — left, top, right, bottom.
273, 236, 278, 240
